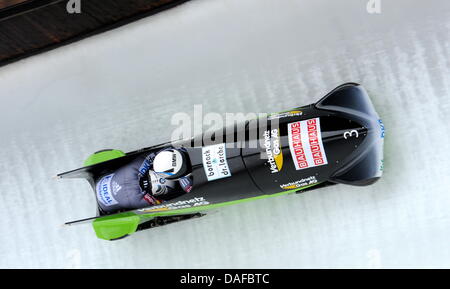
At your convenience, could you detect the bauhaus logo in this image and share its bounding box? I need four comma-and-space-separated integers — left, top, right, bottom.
288, 118, 328, 170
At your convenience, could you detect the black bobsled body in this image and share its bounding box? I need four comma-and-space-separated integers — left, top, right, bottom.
158, 82, 385, 204
58, 83, 384, 240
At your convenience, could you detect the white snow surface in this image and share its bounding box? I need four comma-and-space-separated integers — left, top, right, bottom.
0, 0, 449, 268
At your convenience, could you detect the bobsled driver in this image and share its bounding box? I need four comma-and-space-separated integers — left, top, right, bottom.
95, 148, 193, 213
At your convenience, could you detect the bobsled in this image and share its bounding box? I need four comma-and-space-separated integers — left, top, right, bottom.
57, 83, 385, 240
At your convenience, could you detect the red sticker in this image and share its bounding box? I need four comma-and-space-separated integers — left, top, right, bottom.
288, 118, 328, 170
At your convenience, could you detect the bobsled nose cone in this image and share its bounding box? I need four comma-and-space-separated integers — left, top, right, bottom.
315, 83, 385, 186
315, 83, 378, 119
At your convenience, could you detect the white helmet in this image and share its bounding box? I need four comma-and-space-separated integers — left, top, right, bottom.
148, 170, 177, 196
153, 149, 187, 179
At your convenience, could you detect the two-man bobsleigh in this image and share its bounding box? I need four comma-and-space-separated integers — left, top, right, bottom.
57, 83, 385, 240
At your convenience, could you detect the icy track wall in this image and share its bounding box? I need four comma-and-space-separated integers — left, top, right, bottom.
0, 0, 449, 268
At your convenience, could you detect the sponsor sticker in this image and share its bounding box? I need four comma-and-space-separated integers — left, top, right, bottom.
96, 174, 119, 207
202, 143, 231, 181
263, 128, 283, 173
287, 117, 328, 170
267, 110, 303, 120
280, 176, 318, 190
378, 119, 385, 138
138, 197, 210, 213
143, 194, 161, 205
138, 157, 152, 177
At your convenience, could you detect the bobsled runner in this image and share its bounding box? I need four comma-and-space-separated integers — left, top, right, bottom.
57, 83, 385, 240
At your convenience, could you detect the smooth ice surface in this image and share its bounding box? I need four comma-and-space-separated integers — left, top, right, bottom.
0, 0, 449, 268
